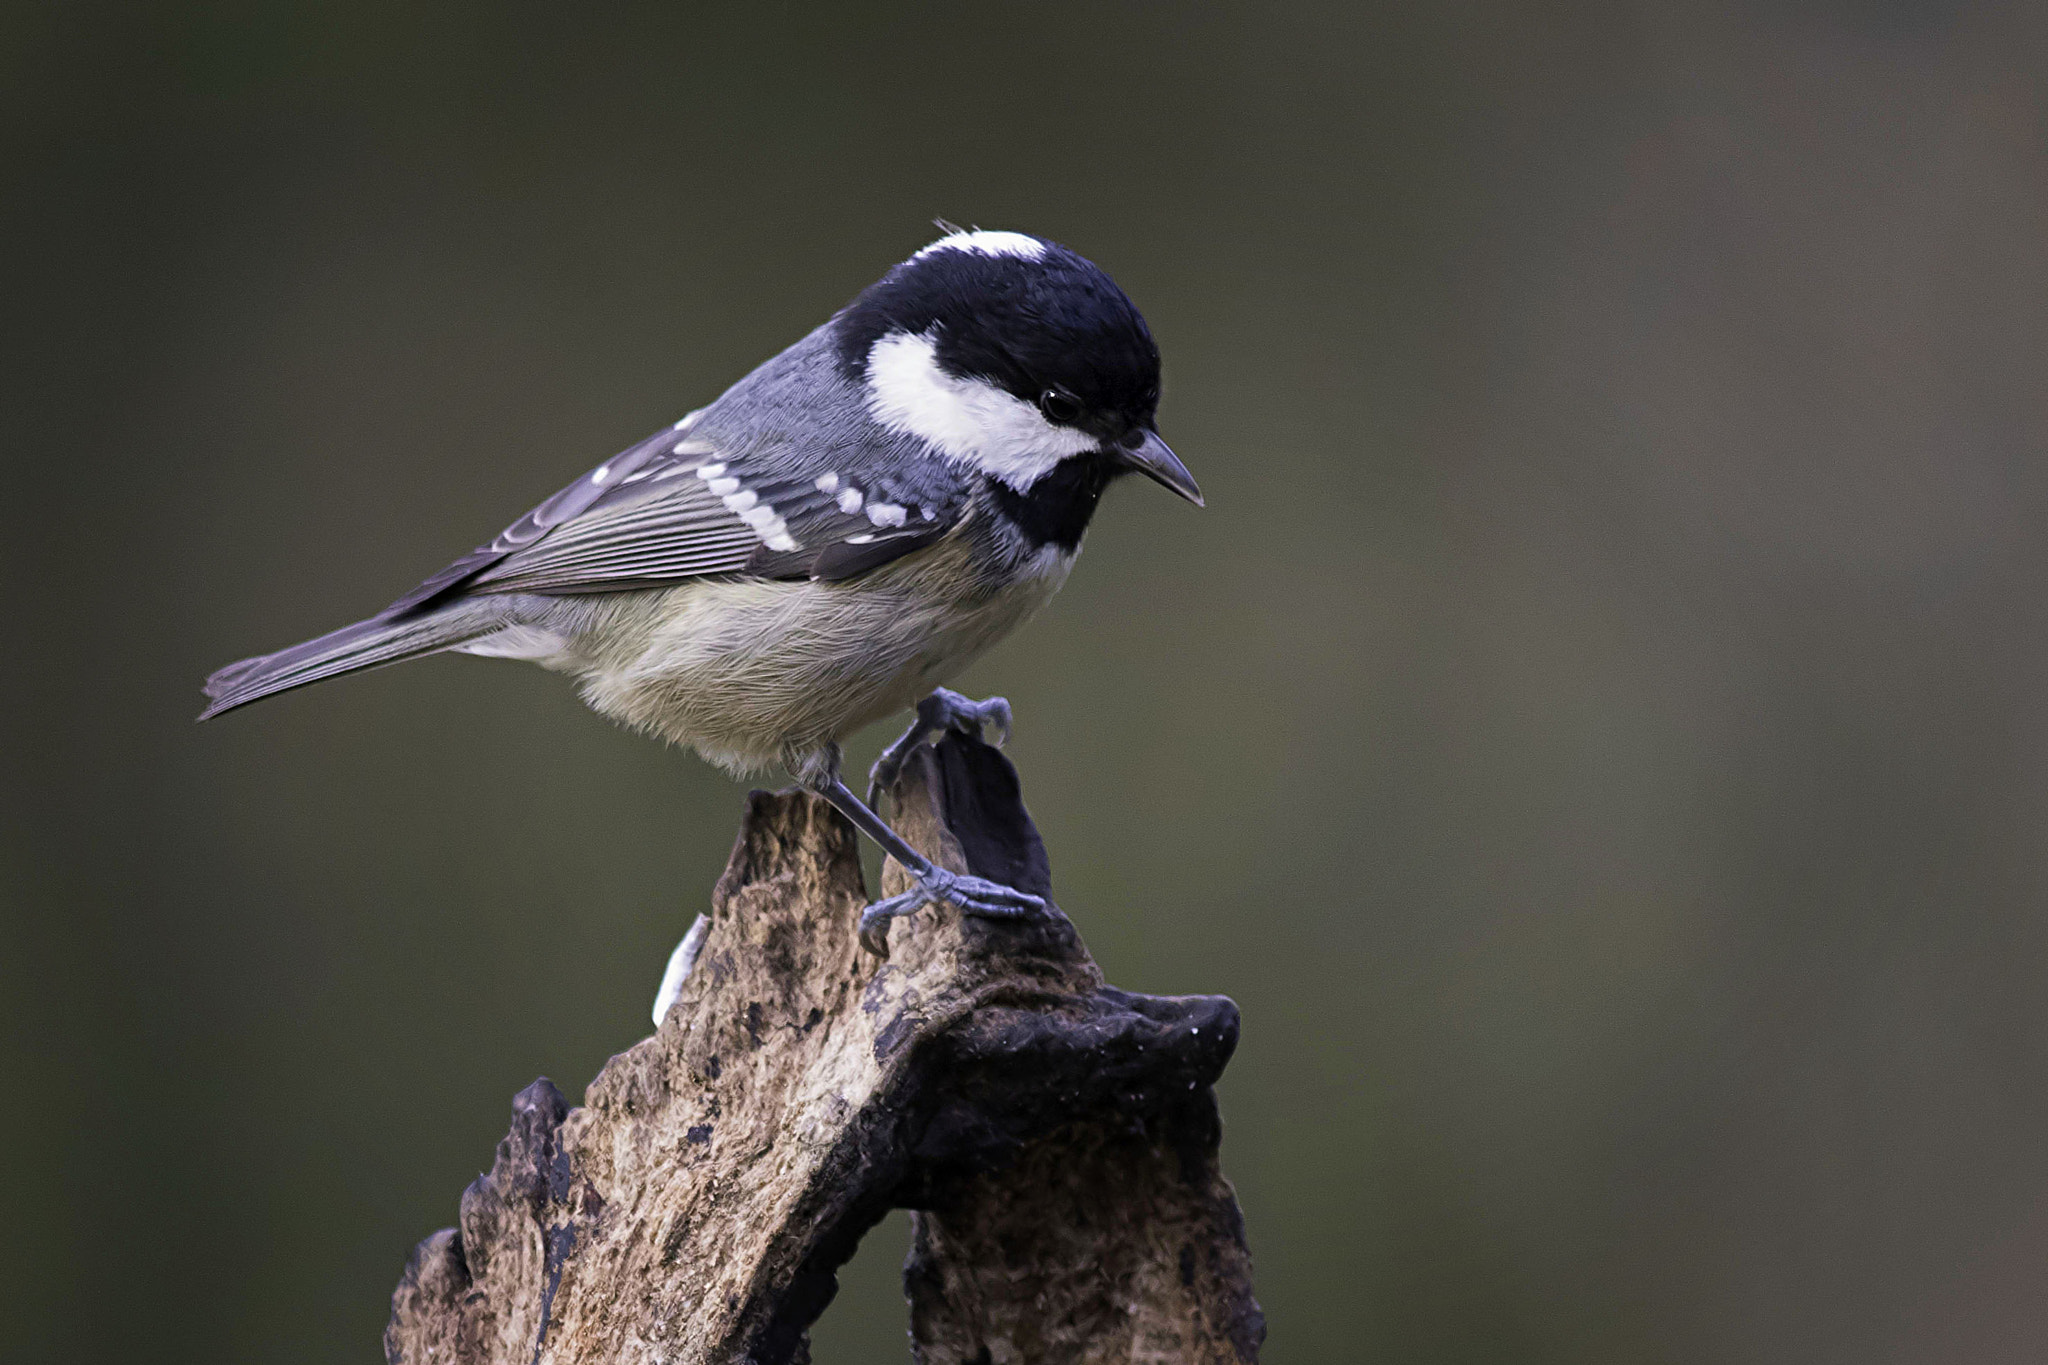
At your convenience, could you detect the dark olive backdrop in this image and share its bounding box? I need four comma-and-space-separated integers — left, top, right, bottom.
7, 2, 2048, 1361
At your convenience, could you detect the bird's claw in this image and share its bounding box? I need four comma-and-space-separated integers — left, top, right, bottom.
857, 866, 1049, 957
866, 688, 1014, 805
953, 693, 1013, 748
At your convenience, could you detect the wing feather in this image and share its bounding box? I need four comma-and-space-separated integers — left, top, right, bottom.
380, 419, 969, 611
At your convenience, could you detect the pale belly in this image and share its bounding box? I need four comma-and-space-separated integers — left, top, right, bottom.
538, 543, 1074, 775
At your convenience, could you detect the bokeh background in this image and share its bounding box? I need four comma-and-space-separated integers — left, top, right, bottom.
7, 1, 2048, 1360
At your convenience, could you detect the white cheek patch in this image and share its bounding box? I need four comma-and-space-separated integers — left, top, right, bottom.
914, 230, 1045, 261
864, 330, 1094, 492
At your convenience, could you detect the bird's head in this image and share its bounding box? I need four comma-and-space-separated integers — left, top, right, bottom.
833, 228, 1201, 506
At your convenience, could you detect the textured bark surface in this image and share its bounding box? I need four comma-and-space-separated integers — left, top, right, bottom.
385, 732, 1263, 1365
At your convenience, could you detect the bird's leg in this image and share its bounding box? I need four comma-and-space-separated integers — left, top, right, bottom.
797, 743, 1045, 956
867, 688, 1014, 806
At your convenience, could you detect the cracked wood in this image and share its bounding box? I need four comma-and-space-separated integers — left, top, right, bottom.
385, 732, 1263, 1364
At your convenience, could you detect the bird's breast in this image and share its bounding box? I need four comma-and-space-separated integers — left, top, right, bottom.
566, 536, 1075, 772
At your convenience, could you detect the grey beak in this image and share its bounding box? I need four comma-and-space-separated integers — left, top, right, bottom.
1120, 429, 1204, 506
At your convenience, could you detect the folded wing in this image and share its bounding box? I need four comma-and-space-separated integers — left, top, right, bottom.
385, 421, 964, 616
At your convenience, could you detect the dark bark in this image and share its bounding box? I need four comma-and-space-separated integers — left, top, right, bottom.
385, 732, 1264, 1364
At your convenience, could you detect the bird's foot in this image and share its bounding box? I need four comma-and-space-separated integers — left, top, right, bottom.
858, 865, 1047, 957
866, 688, 1013, 805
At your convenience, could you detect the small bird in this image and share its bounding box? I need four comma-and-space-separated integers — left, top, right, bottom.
202, 227, 1201, 952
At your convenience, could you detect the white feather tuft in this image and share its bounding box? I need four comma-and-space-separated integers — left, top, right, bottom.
913, 229, 1045, 262
652, 915, 711, 1026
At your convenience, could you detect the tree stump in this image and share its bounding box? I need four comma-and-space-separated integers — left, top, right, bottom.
385, 731, 1264, 1364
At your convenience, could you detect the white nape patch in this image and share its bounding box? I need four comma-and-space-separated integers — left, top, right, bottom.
815, 472, 839, 494
864, 330, 1094, 492
652, 914, 711, 1026
913, 229, 1045, 262
866, 501, 908, 528
836, 487, 864, 515
455, 625, 569, 660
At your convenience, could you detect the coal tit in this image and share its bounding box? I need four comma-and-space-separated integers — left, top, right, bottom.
202, 228, 1202, 952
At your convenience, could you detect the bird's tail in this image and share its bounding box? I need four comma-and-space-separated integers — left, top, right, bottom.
199, 602, 509, 721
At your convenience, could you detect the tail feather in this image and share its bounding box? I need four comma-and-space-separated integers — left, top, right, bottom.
199, 604, 507, 720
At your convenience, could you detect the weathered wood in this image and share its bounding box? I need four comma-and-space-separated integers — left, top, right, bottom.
385, 732, 1263, 1365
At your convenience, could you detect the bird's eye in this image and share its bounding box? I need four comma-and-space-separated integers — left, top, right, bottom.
1037, 388, 1082, 424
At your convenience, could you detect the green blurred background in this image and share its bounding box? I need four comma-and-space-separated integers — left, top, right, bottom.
7, 1, 2048, 1360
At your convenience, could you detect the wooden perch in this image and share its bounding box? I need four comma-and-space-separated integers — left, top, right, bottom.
385, 732, 1264, 1364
